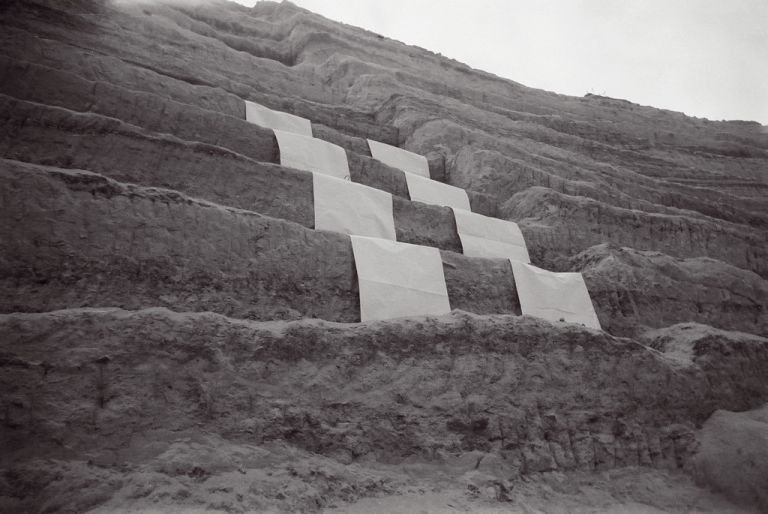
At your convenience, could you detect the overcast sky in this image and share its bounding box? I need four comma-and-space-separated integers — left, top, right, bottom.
236, 0, 767, 124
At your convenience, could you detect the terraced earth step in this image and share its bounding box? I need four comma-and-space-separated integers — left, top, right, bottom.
510, 186, 768, 278
0, 94, 479, 254
573, 244, 768, 338
2, 308, 766, 477
0, 159, 518, 322
3, 158, 764, 336
0, 56, 495, 214
0, 62, 497, 208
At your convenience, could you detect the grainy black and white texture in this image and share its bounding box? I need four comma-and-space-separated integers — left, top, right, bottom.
0, 0, 767, 511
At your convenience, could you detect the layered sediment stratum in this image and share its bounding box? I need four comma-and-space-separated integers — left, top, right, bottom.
0, 0, 766, 511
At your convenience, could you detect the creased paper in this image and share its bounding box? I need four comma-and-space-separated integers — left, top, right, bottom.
367, 139, 430, 178
404, 173, 471, 211
244, 100, 312, 136
274, 129, 350, 180
351, 236, 451, 321
313, 174, 396, 240
510, 261, 601, 329
453, 208, 530, 262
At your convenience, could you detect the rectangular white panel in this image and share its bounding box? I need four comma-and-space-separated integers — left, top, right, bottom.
453, 208, 530, 262
274, 129, 350, 180
351, 236, 451, 321
510, 261, 601, 329
367, 139, 430, 178
244, 100, 313, 136
404, 173, 471, 211
313, 174, 396, 240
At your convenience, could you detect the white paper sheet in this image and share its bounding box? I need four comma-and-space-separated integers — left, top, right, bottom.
244, 100, 313, 136
367, 139, 430, 178
453, 209, 530, 262
404, 173, 471, 211
274, 129, 350, 180
313, 174, 396, 240
351, 236, 451, 321
510, 261, 601, 329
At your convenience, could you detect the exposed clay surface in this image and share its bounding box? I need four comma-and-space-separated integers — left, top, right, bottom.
4, 157, 764, 337
574, 244, 768, 337
691, 404, 768, 512
509, 187, 767, 278
3, 1, 764, 277
0, 93, 495, 240
0, 160, 514, 320
1, 0, 767, 511
1, 309, 766, 511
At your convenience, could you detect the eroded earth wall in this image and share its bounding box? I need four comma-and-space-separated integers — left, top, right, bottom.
0, 0, 765, 336
1, 0, 767, 511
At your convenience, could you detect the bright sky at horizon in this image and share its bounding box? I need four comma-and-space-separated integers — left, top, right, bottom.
234, 0, 768, 125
